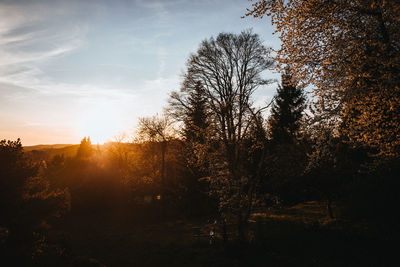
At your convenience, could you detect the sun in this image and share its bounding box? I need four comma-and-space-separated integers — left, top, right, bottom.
76, 102, 123, 144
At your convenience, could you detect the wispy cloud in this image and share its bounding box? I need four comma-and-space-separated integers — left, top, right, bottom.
0, 0, 279, 145
0, 1, 87, 96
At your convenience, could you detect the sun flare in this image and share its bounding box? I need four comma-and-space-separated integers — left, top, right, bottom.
76, 102, 123, 144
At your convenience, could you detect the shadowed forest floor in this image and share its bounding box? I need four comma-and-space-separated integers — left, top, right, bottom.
47, 201, 395, 267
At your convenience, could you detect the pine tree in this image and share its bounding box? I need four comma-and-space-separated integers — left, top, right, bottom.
268, 69, 306, 144
182, 81, 209, 144
77, 137, 93, 159
168, 80, 210, 211
264, 70, 307, 205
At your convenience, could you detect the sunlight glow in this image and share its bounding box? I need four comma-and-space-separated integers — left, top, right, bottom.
76, 102, 124, 144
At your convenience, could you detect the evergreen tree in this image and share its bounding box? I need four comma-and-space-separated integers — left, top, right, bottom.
182, 81, 209, 144
263, 70, 307, 205
268, 69, 306, 144
168, 79, 209, 144
76, 137, 93, 159
168, 80, 211, 215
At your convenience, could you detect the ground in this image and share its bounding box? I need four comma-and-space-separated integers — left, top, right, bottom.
46, 201, 394, 267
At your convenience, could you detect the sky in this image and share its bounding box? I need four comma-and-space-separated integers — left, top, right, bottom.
0, 0, 280, 145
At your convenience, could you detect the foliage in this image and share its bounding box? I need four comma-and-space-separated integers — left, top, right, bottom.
168, 68, 214, 216
268, 68, 306, 144
0, 139, 37, 231
168, 80, 209, 144
76, 136, 93, 159
247, 0, 400, 157
137, 115, 174, 200
0, 139, 70, 228
186, 30, 273, 145
137, 115, 173, 143
173, 30, 273, 241
342, 157, 400, 234
257, 70, 308, 206
0, 139, 70, 265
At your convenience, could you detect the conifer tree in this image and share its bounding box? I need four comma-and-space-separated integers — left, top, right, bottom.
184, 84, 208, 143
77, 137, 93, 159
268, 69, 306, 144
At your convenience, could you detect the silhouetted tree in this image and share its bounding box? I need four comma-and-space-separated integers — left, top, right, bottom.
0, 139, 70, 264
107, 134, 132, 173
304, 125, 358, 218
255, 70, 307, 206
182, 30, 273, 242
169, 80, 209, 144
168, 80, 211, 214
76, 137, 93, 159
0, 139, 37, 229
137, 115, 173, 200
268, 69, 306, 144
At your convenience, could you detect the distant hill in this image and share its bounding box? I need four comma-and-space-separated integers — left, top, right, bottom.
24, 144, 75, 151
24, 144, 80, 162
23, 142, 144, 162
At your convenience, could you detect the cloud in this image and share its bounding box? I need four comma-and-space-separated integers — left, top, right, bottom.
0, 0, 173, 100
0, 1, 87, 95
0, 0, 280, 145
134, 0, 187, 9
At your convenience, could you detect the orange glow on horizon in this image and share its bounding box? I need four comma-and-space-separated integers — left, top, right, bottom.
76, 102, 124, 144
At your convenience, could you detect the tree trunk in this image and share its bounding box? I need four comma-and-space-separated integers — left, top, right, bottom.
237, 215, 248, 244
159, 141, 167, 219
222, 218, 228, 244
327, 199, 334, 219
161, 141, 166, 198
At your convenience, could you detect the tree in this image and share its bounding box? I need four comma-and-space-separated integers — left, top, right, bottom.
107, 134, 132, 172
0, 139, 37, 229
168, 80, 209, 144
137, 115, 173, 200
0, 139, 70, 264
259, 70, 308, 205
304, 125, 360, 218
168, 81, 211, 214
76, 136, 93, 159
268, 68, 306, 144
179, 30, 273, 241
247, 0, 400, 157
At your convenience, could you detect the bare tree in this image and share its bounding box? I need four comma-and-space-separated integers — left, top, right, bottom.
107, 133, 132, 175
137, 115, 173, 199
172, 30, 274, 242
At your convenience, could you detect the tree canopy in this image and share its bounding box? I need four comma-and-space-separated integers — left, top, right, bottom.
247, 0, 400, 157
168, 30, 274, 242
268, 69, 306, 144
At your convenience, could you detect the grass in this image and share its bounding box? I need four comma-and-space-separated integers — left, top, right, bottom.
45, 201, 395, 266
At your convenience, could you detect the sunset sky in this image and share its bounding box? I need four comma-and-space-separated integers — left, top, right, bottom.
0, 0, 280, 145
